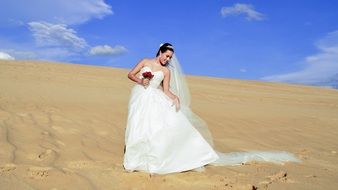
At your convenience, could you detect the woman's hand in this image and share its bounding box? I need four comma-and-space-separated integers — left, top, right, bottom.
141, 78, 150, 88
172, 96, 180, 111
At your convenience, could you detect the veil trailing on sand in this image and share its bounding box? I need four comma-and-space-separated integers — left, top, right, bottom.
167, 52, 300, 166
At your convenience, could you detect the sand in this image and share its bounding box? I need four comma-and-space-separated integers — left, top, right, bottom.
0, 60, 338, 190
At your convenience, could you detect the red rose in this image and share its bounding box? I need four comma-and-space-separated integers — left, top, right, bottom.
142, 71, 154, 79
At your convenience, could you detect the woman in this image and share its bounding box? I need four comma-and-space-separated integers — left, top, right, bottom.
124, 43, 218, 174
123, 43, 300, 175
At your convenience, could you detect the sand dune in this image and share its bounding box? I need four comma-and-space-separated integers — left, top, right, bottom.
1, 60, 338, 190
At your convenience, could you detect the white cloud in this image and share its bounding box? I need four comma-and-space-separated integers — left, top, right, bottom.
89, 45, 127, 56
28, 21, 88, 51
0, 0, 112, 25
0, 1, 128, 62
0, 52, 15, 60
1, 49, 36, 59
262, 30, 338, 85
240, 68, 247, 73
0, 46, 75, 61
221, 3, 265, 21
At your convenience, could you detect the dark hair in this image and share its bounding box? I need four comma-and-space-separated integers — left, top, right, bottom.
156, 43, 174, 56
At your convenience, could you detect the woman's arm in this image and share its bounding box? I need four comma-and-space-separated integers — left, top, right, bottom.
163, 69, 180, 110
127, 59, 148, 86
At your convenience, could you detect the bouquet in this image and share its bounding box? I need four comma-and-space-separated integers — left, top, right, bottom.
142, 71, 154, 80
142, 71, 154, 89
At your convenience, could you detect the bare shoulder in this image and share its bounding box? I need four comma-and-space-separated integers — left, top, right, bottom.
142, 58, 154, 66
130, 58, 152, 73
162, 67, 170, 76
142, 58, 152, 62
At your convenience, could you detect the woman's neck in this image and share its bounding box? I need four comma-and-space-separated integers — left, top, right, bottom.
154, 57, 163, 66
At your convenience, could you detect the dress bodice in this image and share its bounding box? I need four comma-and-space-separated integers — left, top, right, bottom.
139, 66, 164, 88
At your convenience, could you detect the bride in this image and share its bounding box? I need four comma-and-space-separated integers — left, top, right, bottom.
123, 43, 299, 175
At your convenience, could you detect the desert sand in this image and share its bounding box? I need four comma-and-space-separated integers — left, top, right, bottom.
0, 60, 338, 190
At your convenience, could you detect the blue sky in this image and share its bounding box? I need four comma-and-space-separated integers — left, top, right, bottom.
1, 0, 338, 87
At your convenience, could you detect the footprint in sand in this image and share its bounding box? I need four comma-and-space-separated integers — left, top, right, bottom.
27, 167, 51, 179
259, 171, 293, 189
67, 161, 94, 169
0, 164, 16, 175
305, 174, 317, 178
266, 171, 288, 182
297, 149, 310, 160
41, 131, 50, 136
36, 149, 57, 164
52, 125, 78, 134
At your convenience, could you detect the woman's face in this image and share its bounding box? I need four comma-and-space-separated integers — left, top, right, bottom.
159, 50, 173, 66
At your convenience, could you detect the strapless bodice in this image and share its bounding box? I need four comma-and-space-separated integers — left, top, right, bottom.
139, 66, 164, 88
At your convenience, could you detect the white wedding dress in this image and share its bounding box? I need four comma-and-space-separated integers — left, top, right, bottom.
124, 66, 219, 174
123, 66, 300, 175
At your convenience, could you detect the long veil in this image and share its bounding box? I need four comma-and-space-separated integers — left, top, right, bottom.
168, 54, 214, 146
168, 54, 300, 166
